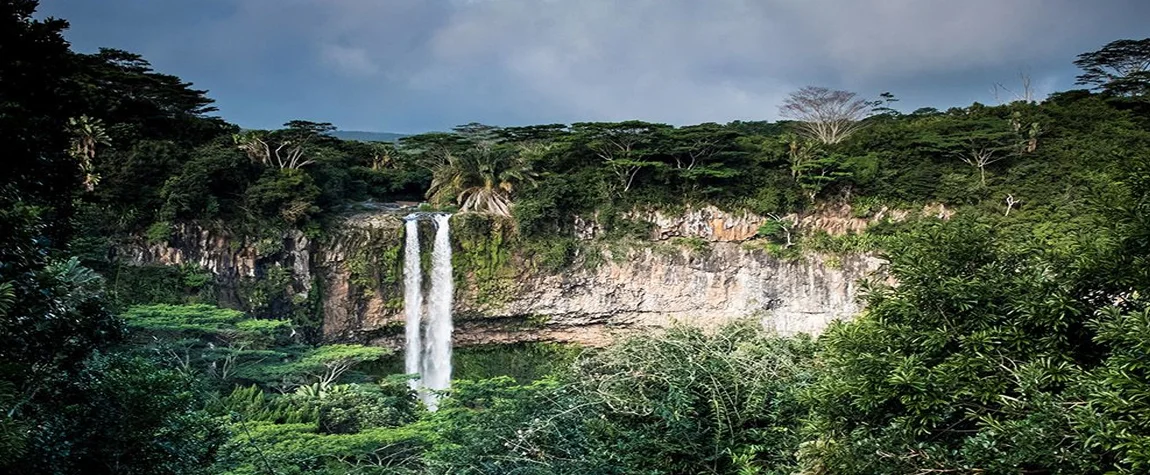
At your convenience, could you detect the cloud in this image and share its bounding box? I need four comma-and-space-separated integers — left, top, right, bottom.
320, 44, 379, 77
49, 0, 1150, 129
295, 0, 1138, 123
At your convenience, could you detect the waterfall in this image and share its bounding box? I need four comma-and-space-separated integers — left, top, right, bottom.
424, 214, 454, 409
402, 218, 423, 392
402, 213, 453, 410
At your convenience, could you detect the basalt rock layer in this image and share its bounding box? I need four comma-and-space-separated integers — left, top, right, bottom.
120, 207, 886, 349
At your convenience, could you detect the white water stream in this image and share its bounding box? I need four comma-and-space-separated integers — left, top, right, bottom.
402, 213, 453, 409
402, 218, 423, 392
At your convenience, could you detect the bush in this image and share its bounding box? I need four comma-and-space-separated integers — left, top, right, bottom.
317, 379, 418, 434
426, 322, 816, 475
801, 218, 1110, 474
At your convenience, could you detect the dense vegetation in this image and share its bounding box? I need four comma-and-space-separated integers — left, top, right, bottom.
4, 0, 1150, 473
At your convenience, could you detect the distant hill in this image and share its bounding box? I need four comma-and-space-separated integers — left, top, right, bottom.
330, 130, 409, 142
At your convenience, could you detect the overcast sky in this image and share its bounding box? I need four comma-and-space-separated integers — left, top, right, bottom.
38, 0, 1150, 133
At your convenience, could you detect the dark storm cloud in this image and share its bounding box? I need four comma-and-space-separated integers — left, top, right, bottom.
38, 0, 1150, 131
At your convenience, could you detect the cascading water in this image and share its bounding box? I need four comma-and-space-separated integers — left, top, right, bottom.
402, 213, 453, 410
423, 214, 454, 408
402, 218, 423, 392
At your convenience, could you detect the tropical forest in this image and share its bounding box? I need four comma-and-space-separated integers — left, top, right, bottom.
3, 1, 1150, 474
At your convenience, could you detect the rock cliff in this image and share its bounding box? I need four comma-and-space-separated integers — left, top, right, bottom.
448, 245, 881, 347
119, 207, 886, 349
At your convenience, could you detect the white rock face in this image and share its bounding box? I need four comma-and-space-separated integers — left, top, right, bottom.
450, 243, 883, 346
121, 210, 886, 348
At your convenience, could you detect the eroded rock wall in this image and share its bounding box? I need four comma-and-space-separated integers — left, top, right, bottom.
121, 209, 886, 349
442, 245, 881, 347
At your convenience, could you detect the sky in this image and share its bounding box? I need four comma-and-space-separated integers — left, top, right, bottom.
37, 0, 1150, 134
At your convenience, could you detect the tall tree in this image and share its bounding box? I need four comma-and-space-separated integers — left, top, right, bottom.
0, 0, 82, 227
232, 121, 333, 170
779, 86, 872, 145
920, 115, 1017, 186
572, 121, 670, 196
67, 115, 111, 191
1074, 38, 1150, 97
426, 143, 538, 217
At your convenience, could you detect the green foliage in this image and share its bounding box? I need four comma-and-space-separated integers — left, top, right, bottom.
214, 385, 318, 425
214, 421, 427, 475
261, 344, 390, 389
210, 382, 424, 475
56, 353, 225, 475
9, 3, 1150, 472
237, 264, 295, 319
105, 263, 216, 308
451, 213, 517, 306
1074, 38, 1150, 97
1074, 305, 1150, 472
427, 142, 538, 216
799, 216, 1138, 474
426, 322, 815, 475
452, 343, 581, 383
145, 220, 173, 243
342, 228, 404, 302
318, 378, 419, 434
123, 304, 294, 385
244, 168, 321, 225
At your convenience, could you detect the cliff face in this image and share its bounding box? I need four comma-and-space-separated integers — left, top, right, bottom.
450, 246, 880, 347
120, 208, 885, 349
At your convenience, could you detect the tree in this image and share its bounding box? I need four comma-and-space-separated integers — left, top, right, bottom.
759, 213, 796, 247
779, 86, 872, 145
1, 0, 84, 231
786, 138, 850, 201
426, 143, 538, 217
70, 48, 229, 146
452, 122, 501, 146
573, 121, 670, 195
426, 322, 816, 475
870, 91, 901, 116
367, 142, 397, 170
66, 115, 111, 191
1074, 38, 1150, 96
666, 123, 742, 196
281, 344, 388, 388
122, 304, 293, 383
802, 218, 1106, 474
920, 115, 1017, 186
233, 131, 315, 170
232, 121, 333, 170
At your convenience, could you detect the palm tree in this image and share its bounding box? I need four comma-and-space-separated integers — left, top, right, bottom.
426, 144, 539, 217
66, 116, 111, 192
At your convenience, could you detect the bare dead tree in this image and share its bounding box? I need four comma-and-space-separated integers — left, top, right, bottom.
765, 213, 796, 248
993, 71, 1037, 104
233, 133, 315, 169
273, 140, 313, 169
960, 145, 1007, 186
235, 134, 272, 165
1004, 194, 1019, 216
779, 86, 871, 145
